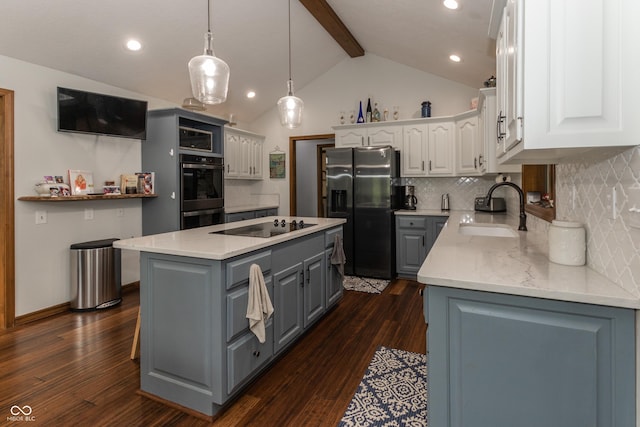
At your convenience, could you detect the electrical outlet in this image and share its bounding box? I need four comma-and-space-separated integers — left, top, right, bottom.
117, 208, 124, 217
84, 208, 94, 220
35, 210, 47, 224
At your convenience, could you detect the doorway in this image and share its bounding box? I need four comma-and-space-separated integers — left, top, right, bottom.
288, 134, 334, 216
0, 88, 16, 328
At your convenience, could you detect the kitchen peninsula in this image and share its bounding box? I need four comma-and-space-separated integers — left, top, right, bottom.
419, 212, 639, 427
114, 216, 345, 417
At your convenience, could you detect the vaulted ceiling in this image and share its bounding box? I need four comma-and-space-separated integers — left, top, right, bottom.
0, 0, 496, 124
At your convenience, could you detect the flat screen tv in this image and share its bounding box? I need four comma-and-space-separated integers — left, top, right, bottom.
57, 87, 148, 140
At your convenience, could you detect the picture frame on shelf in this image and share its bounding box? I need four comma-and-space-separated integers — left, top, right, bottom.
68, 170, 94, 195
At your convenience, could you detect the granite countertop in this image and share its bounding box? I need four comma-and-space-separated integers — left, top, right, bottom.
113, 216, 345, 260
225, 204, 279, 214
417, 211, 640, 309
395, 209, 451, 217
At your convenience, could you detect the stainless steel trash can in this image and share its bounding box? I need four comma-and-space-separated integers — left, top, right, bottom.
70, 238, 121, 310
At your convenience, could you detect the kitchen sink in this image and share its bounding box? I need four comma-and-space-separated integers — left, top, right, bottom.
458, 223, 519, 238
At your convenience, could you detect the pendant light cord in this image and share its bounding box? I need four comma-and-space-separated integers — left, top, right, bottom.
288, 0, 292, 82
207, 0, 211, 33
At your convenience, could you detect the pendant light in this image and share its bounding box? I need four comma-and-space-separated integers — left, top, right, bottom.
188, 0, 229, 105
277, 0, 304, 128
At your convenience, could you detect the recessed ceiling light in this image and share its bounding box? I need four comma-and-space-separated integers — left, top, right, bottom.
246, 91, 256, 99
443, 0, 459, 10
449, 54, 461, 62
125, 39, 142, 51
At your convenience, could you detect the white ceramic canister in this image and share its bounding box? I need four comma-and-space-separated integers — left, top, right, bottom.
548, 220, 586, 266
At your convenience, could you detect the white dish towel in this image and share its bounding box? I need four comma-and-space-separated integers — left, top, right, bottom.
246, 263, 274, 344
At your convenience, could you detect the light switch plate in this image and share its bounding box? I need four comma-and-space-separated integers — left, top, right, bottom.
35, 210, 47, 224
84, 208, 94, 220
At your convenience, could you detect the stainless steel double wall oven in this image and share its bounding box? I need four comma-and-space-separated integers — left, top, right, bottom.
179, 126, 224, 229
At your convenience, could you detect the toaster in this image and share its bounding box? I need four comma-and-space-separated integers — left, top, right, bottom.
474, 197, 506, 212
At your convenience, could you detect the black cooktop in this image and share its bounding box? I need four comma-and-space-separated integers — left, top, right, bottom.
211, 219, 316, 238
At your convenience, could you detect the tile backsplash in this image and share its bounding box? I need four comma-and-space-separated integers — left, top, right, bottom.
556, 146, 640, 297
403, 174, 521, 212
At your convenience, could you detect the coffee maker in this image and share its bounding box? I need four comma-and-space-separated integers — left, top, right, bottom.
404, 185, 418, 210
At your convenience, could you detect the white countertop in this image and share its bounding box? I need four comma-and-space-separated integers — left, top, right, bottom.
113, 216, 345, 260
224, 204, 279, 214
417, 211, 640, 309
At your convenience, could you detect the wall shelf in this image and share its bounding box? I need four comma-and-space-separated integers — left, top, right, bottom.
18, 194, 158, 202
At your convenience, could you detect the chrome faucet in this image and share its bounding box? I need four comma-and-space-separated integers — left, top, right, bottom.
485, 182, 527, 231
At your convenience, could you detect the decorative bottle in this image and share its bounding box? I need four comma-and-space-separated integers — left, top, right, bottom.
366, 98, 372, 122
372, 103, 380, 122
357, 101, 365, 123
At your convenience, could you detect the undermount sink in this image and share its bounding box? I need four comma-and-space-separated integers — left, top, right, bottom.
458, 223, 519, 238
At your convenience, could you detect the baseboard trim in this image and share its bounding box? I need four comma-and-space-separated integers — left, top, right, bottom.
14, 281, 140, 326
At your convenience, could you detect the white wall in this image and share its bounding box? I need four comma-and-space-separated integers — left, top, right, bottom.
227, 53, 480, 214
1, 55, 175, 315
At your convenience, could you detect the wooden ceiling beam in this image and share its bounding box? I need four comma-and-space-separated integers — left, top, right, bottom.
298, 0, 365, 58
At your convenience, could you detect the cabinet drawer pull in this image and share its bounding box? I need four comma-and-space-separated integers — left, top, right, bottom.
253, 350, 260, 357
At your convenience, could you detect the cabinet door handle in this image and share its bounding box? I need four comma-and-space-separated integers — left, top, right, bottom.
361, 136, 365, 146
422, 235, 425, 246
253, 350, 260, 357
421, 160, 425, 171
367, 136, 371, 146
429, 160, 432, 171
300, 271, 304, 286
497, 110, 506, 141
474, 158, 477, 169
227, 164, 230, 173
478, 154, 484, 167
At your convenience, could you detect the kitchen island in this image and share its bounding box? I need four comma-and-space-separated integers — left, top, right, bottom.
418, 211, 639, 427
114, 216, 345, 417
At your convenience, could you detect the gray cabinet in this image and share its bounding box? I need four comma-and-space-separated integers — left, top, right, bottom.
225, 208, 278, 223
272, 233, 326, 354
395, 215, 447, 279
139, 225, 343, 416
425, 285, 636, 427
141, 108, 226, 235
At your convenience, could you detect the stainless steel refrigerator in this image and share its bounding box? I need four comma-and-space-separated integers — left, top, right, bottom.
326, 146, 401, 279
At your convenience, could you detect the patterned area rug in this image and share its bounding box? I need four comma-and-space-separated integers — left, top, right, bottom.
339, 346, 427, 427
343, 276, 390, 294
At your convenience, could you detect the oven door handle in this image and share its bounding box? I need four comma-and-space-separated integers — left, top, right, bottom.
182, 208, 225, 217
181, 163, 224, 170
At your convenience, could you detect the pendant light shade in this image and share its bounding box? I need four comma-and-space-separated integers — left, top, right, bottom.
188, 0, 229, 105
277, 80, 304, 129
277, 0, 303, 128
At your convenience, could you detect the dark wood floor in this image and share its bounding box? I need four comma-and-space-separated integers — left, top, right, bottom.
0, 279, 426, 426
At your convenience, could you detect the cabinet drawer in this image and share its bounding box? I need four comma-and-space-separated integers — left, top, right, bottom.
397, 216, 427, 230
227, 324, 273, 395
226, 250, 271, 290
226, 277, 273, 342
324, 227, 343, 248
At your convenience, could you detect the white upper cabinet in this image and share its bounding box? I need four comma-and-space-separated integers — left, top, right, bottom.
335, 124, 401, 149
400, 122, 454, 177
492, 0, 640, 164
402, 124, 428, 176
427, 122, 455, 176
455, 116, 481, 176
480, 89, 521, 174
225, 127, 264, 180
